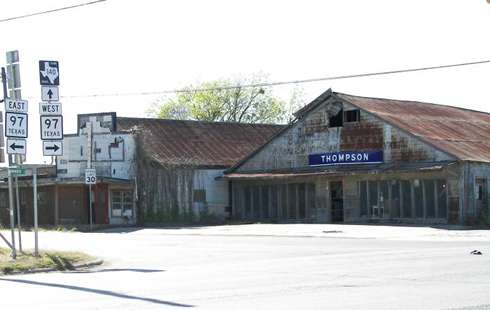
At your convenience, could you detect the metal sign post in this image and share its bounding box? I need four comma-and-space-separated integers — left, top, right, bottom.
86, 123, 94, 231
33, 168, 39, 257
7, 169, 17, 259
15, 175, 22, 252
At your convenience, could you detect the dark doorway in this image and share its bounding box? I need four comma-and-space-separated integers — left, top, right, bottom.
330, 181, 344, 222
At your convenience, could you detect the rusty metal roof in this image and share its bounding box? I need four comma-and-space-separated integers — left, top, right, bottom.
335, 92, 490, 163
117, 117, 285, 168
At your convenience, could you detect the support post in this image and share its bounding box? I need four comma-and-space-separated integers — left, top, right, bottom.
33, 168, 39, 257
54, 184, 59, 225
89, 184, 93, 231
8, 170, 17, 259
15, 175, 22, 252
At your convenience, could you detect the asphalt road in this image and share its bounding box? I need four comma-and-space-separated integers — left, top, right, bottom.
0, 224, 489, 310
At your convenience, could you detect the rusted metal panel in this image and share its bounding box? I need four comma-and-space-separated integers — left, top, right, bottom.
336, 93, 490, 163
117, 117, 283, 168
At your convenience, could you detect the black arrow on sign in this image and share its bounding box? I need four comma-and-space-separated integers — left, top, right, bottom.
10, 143, 24, 151
46, 144, 60, 152
47, 89, 53, 99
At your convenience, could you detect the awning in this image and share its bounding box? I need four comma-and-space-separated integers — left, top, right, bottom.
222, 161, 457, 180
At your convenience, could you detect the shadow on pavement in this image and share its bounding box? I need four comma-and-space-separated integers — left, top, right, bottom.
69, 268, 165, 274
0, 278, 194, 308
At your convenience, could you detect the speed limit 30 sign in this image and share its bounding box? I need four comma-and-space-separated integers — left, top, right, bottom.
40, 115, 63, 140
85, 168, 97, 184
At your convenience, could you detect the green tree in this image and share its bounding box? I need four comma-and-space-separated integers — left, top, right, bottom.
153, 75, 289, 124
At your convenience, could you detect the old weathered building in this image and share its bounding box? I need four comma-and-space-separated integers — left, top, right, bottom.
0, 113, 137, 227
225, 89, 490, 225
117, 118, 284, 222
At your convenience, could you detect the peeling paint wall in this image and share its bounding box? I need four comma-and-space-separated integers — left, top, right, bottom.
236, 97, 454, 173
57, 115, 137, 180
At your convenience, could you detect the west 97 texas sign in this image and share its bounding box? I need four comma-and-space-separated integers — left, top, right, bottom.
40, 115, 63, 140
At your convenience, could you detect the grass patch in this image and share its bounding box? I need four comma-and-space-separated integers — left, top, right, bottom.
0, 248, 94, 275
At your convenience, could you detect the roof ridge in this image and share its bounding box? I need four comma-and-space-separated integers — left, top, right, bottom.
117, 116, 284, 127
334, 91, 490, 117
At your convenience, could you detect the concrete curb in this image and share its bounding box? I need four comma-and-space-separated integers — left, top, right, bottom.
0, 259, 104, 276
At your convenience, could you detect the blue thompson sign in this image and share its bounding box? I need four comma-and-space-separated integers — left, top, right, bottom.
309, 150, 383, 166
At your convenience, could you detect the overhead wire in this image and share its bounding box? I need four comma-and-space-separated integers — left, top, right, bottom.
61, 59, 490, 99
0, 0, 107, 23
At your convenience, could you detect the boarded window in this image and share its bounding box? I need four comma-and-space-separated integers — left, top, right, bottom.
360, 181, 367, 216
253, 186, 260, 219
193, 189, 206, 203
379, 181, 389, 218
261, 186, 269, 219
368, 181, 378, 216
437, 180, 447, 218
401, 180, 412, 218
390, 180, 400, 218
288, 184, 297, 219
271, 185, 278, 219
424, 180, 435, 218
344, 109, 360, 122
307, 183, 315, 217
280, 185, 288, 220
414, 180, 423, 218
298, 183, 306, 219
0, 191, 7, 208
244, 187, 252, 219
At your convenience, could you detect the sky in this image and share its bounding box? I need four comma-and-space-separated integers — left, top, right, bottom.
0, 0, 490, 164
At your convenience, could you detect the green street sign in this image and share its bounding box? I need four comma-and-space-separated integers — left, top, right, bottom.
10, 167, 27, 176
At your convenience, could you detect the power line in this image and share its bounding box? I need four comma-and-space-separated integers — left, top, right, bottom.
0, 0, 107, 23
61, 59, 490, 99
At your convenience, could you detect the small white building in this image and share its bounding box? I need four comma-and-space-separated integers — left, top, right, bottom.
57, 113, 137, 225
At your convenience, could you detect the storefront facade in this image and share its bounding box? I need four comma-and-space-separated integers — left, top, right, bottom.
225, 90, 490, 225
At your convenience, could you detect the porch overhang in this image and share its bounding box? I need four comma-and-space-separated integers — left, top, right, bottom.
222, 161, 457, 180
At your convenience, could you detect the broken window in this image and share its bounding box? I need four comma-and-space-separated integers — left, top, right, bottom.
414, 179, 423, 218
288, 184, 297, 219
390, 180, 400, 218
111, 190, 133, 217
424, 180, 435, 218
401, 180, 412, 218
344, 109, 360, 123
261, 186, 269, 219
298, 183, 306, 219
359, 181, 367, 216
271, 185, 278, 219
329, 109, 343, 127
253, 186, 260, 219
193, 189, 206, 203
436, 180, 447, 218
244, 187, 252, 219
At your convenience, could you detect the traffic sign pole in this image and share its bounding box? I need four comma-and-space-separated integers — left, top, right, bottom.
2, 66, 16, 258
33, 168, 39, 257
15, 175, 22, 252
7, 170, 17, 259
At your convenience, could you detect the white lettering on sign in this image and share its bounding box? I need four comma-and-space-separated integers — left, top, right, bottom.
39, 102, 62, 115
40, 62, 59, 84
5, 99, 28, 113
40, 115, 63, 140
5, 112, 28, 138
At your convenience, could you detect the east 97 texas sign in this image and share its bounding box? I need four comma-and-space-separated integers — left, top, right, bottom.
309, 150, 383, 166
